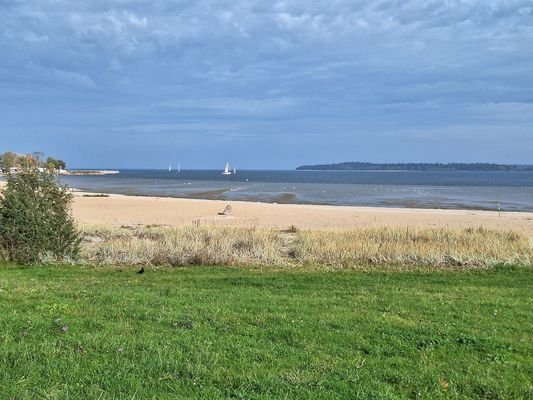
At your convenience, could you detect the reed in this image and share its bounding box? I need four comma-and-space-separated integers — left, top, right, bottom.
79, 225, 533, 269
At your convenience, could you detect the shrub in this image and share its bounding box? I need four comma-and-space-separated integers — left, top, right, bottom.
0, 171, 81, 263
287, 224, 299, 233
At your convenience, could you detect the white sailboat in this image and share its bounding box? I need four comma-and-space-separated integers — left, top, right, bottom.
177, 162, 181, 173
168, 164, 172, 172
222, 162, 232, 175
233, 166, 236, 174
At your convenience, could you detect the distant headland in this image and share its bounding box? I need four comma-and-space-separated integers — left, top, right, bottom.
0, 151, 118, 176
296, 162, 533, 172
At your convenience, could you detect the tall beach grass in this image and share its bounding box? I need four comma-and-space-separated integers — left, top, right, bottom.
79, 224, 533, 269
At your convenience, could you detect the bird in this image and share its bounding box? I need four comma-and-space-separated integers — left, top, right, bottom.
137, 267, 144, 274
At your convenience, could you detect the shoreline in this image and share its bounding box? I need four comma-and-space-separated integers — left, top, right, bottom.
74, 188, 531, 213
2, 180, 533, 237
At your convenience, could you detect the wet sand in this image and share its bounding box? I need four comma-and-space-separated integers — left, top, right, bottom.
72, 192, 533, 237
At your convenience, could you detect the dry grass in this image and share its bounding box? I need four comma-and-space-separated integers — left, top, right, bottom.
79, 224, 533, 269
81, 225, 285, 267
294, 227, 532, 268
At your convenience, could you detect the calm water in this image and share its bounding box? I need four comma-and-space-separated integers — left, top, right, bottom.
61, 169, 533, 212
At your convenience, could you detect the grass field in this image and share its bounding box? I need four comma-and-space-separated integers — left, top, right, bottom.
0, 265, 531, 399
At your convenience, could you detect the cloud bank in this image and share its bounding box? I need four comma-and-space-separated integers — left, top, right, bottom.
1, 0, 532, 167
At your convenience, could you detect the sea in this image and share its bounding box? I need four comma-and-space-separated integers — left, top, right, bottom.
59, 169, 533, 212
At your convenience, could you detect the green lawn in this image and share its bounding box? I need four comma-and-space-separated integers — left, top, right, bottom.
0, 265, 531, 399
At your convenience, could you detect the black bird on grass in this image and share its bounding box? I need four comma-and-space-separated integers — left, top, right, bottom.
137, 267, 144, 274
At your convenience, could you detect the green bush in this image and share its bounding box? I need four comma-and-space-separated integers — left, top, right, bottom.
0, 171, 80, 263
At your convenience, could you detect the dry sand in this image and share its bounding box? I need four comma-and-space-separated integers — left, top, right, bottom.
72, 192, 533, 238
1, 180, 531, 237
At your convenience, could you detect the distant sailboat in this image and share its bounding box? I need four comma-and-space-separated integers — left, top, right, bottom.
168, 164, 172, 172
222, 162, 232, 175
177, 162, 181, 173
233, 166, 236, 174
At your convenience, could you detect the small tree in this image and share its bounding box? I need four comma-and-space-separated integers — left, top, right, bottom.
56, 159, 66, 170
0, 170, 80, 263
45, 156, 67, 172
1, 152, 18, 170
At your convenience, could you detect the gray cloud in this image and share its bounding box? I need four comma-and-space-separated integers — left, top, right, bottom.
1, 0, 532, 167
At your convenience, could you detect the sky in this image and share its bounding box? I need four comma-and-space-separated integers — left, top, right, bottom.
1, 0, 532, 169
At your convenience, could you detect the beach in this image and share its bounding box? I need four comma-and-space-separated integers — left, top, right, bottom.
72, 191, 533, 237
2, 179, 533, 236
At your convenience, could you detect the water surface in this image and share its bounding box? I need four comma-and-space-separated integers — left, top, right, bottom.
61, 169, 533, 212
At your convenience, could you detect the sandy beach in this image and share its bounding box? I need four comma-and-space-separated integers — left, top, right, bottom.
2, 179, 532, 237
71, 191, 533, 238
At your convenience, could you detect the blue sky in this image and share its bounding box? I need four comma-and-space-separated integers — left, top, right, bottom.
1, 0, 532, 169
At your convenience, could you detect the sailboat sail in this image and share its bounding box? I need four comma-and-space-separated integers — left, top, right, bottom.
222, 162, 231, 175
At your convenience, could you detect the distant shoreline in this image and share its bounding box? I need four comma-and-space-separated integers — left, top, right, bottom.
0, 170, 119, 177
63, 170, 120, 176
296, 162, 533, 172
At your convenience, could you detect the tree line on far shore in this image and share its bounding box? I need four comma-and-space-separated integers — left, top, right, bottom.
296, 162, 533, 171
0, 151, 66, 172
